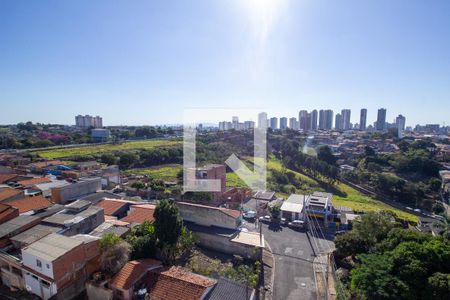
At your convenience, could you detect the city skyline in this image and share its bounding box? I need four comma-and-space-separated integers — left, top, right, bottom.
1, 1, 450, 126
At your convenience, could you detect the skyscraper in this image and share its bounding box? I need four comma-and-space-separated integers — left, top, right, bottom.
335, 113, 342, 130
269, 117, 278, 130
299, 110, 308, 131
280, 117, 288, 129
341, 109, 351, 130
258, 112, 268, 129
359, 109, 367, 131
376, 108, 387, 131
289, 117, 298, 130
321, 109, 333, 130
311, 110, 318, 130
396, 114, 406, 131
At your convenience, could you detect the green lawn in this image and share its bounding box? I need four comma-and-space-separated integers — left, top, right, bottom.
34, 139, 181, 159
124, 164, 182, 181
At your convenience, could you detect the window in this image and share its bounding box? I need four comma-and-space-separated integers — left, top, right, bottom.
36, 260, 42, 268
46, 264, 50, 269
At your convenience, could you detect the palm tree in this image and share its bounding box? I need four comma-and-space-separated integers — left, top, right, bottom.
434, 213, 450, 240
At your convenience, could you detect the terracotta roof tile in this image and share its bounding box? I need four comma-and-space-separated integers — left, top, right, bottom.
17, 177, 51, 187
110, 259, 161, 290
94, 199, 129, 216
147, 266, 216, 300
7, 196, 52, 214
0, 203, 19, 224
178, 202, 241, 219
121, 204, 156, 224
0, 174, 18, 184
0, 188, 23, 201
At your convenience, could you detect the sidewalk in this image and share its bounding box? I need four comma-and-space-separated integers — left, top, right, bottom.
261, 241, 274, 300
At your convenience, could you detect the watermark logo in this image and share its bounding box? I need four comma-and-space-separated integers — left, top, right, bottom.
183, 109, 267, 192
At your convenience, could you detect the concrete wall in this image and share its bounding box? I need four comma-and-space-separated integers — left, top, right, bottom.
52, 179, 101, 204
195, 232, 261, 260
86, 282, 113, 300
178, 203, 238, 230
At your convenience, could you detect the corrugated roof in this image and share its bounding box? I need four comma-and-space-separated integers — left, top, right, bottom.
206, 277, 254, 300
110, 259, 162, 290
7, 196, 52, 213
0, 174, 18, 184
10, 224, 61, 246
146, 266, 216, 300
22, 233, 83, 262
0, 215, 40, 238
0, 203, 19, 224
43, 206, 103, 226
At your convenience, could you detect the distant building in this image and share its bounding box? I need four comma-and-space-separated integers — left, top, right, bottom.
396, 114, 406, 138
279, 117, 288, 129
311, 109, 318, 130
75, 115, 103, 128
376, 108, 387, 131
51, 178, 101, 204
359, 109, 367, 131
269, 117, 278, 130
91, 129, 110, 142
257, 112, 267, 129
319, 110, 333, 130
335, 113, 342, 130
289, 117, 298, 130
341, 109, 351, 130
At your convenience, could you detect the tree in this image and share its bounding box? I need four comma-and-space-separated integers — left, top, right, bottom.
131, 181, 146, 190
352, 212, 396, 248
100, 234, 131, 275
100, 153, 117, 165
154, 199, 183, 246
426, 272, 450, 300
334, 231, 367, 258
317, 145, 337, 165
126, 221, 157, 260
434, 214, 450, 240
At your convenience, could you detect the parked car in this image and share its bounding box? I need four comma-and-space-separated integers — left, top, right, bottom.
406, 207, 413, 211
259, 215, 271, 223
243, 210, 257, 219
334, 230, 347, 236
288, 219, 305, 229
414, 208, 422, 213
280, 217, 288, 226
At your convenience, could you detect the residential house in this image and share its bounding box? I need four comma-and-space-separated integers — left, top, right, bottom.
305, 192, 333, 221
280, 194, 307, 221
6, 195, 52, 214
0, 188, 24, 202
94, 199, 133, 219
51, 178, 101, 204
0, 215, 41, 247
205, 277, 255, 300
121, 204, 156, 225
109, 259, 162, 300
177, 202, 241, 230
145, 266, 217, 300
17, 177, 52, 189
0, 203, 19, 225
21, 233, 100, 300
42, 200, 104, 236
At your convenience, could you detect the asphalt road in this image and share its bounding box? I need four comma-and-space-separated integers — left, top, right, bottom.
244, 220, 318, 300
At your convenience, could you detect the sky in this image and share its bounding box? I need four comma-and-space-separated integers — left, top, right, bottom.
0, 0, 449, 127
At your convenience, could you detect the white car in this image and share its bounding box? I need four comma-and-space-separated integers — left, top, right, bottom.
243, 210, 256, 219
288, 220, 305, 229
259, 215, 271, 223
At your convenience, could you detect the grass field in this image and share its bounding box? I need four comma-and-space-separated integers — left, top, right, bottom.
34, 139, 181, 159
124, 164, 182, 181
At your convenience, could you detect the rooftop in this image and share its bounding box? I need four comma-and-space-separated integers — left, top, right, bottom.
253, 191, 276, 200
110, 259, 162, 290
0, 188, 23, 201
7, 196, 52, 214
10, 224, 61, 246
17, 177, 52, 187
146, 266, 216, 300
205, 277, 255, 300
94, 199, 132, 216
0, 215, 40, 238
0, 174, 18, 184
178, 202, 241, 219
22, 233, 83, 262
0, 203, 19, 224
121, 204, 156, 224
43, 206, 103, 226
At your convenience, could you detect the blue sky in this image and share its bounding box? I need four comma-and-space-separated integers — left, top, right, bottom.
0, 0, 449, 126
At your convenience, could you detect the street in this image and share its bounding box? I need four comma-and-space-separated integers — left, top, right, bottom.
243, 220, 318, 300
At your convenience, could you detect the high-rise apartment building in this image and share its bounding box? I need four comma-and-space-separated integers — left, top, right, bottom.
311, 110, 318, 130
269, 117, 278, 130
376, 108, 387, 131
359, 109, 367, 131
75, 115, 103, 128
341, 109, 351, 130
335, 113, 342, 130
396, 114, 406, 131
258, 112, 268, 129
280, 117, 288, 129
289, 117, 298, 130
318, 109, 333, 130
299, 110, 308, 131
